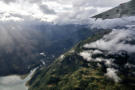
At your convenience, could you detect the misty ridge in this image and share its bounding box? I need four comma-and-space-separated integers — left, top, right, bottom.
89, 16, 135, 29
79, 16, 135, 83
84, 29, 135, 53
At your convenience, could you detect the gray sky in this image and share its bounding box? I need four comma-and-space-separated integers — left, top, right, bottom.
0, 0, 130, 23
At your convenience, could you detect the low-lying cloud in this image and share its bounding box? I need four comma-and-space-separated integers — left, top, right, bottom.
89, 16, 135, 29
84, 29, 135, 53
105, 68, 120, 82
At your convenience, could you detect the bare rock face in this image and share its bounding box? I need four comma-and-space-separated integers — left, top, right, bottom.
93, 0, 135, 19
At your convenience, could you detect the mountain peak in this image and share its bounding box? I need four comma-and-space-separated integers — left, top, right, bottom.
93, 0, 135, 19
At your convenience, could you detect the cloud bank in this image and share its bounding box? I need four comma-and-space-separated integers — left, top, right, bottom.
0, 0, 130, 23
89, 16, 135, 29
105, 68, 120, 82
84, 29, 135, 53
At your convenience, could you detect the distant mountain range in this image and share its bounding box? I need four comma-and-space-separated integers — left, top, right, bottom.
0, 24, 95, 76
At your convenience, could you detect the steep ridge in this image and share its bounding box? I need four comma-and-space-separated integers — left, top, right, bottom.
28, 1, 135, 89
28, 30, 113, 90
28, 27, 135, 90
94, 0, 135, 19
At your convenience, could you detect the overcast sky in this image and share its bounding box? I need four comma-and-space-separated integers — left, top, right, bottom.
0, 0, 130, 24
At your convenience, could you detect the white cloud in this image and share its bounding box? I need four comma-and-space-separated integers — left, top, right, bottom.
1, 0, 16, 3
79, 50, 114, 67
60, 55, 65, 60
80, 50, 93, 61
105, 68, 120, 82
0, 1, 56, 22
0, 0, 130, 23
93, 50, 103, 54
84, 29, 135, 53
88, 16, 135, 29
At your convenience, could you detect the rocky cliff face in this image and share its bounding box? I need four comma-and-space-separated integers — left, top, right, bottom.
94, 0, 135, 19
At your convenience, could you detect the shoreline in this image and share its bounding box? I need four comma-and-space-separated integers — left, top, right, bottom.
0, 68, 37, 90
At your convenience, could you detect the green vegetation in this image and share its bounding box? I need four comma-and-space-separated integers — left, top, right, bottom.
27, 1, 135, 89
28, 30, 135, 90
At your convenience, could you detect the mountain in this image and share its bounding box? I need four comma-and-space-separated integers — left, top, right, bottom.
94, 0, 135, 19
28, 1, 135, 90
27, 30, 111, 90
1, 0, 135, 77
28, 29, 135, 90
0, 24, 94, 76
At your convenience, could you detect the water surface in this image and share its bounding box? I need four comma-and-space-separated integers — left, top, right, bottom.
0, 69, 35, 90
